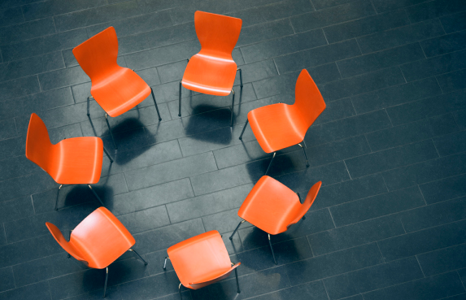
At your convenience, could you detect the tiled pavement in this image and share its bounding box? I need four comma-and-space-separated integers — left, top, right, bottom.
0, 0, 466, 299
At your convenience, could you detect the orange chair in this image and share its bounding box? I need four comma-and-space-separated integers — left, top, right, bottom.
163, 230, 241, 299
46, 207, 147, 298
238, 69, 326, 174
179, 11, 243, 127
73, 27, 161, 150
230, 176, 322, 264
26, 113, 113, 210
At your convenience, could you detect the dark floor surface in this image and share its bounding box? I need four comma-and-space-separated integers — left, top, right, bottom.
0, 0, 466, 299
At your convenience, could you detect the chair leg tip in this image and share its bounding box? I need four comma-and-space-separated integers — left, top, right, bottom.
178, 114, 181, 117
159, 118, 162, 121
229, 237, 233, 240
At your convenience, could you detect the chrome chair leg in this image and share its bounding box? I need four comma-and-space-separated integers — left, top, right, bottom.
178, 283, 183, 300
150, 88, 162, 121
229, 220, 245, 240
237, 68, 243, 88
103, 147, 113, 163
104, 114, 117, 150
235, 267, 241, 293
54, 184, 63, 211
299, 143, 309, 167
239, 119, 249, 140
129, 249, 147, 265
178, 81, 182, 117
103, 267, 108, 298
268, 234, 277, 265
297, 193, 306, 220
265, 152, 276, 175
163, 257, 169, 270
88, 185, 105, 206
230, 89, 235, 127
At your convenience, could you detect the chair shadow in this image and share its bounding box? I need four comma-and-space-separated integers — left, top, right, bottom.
183, 104, 234, 144
63, 185, 115, 211
89, 116, 156, 165
182, 86, 244, 145
245, 154, 296, 183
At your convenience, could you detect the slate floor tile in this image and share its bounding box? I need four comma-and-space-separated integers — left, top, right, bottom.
405, 0, 466, 23
357, 19, 445, 54
441, 11, 466, 33
377, 220, 466, 261
345, 139, 439, 178
0, 281, 52, 300
330, 186, 425, 227
417, 243, 466, 276
337, 43, 425, 78
420, 30, 466, 57
323, 257, 424, 300
323, 9, 409, 43
308, 214, 405, 255
350, 77, 442, 114
286, 243, 383, 285
362, 271, 465, 300
382, 153, 466, 191
290, 1, 375, 33
400, 197, 466, 232
419, 174, 466, 204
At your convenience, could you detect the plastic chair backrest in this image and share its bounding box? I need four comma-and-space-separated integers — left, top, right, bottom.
289, 181, 322, 225
25, 113, 55, 175
293, 69, 326, 129
73, 27, 120, 85
46, 222, 87, 264
195, 11, 242, 60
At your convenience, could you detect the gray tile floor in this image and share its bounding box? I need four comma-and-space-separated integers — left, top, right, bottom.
0, 0, 465, 299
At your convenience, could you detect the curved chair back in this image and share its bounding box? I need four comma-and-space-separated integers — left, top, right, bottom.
190, 263, 241, 290
73, 27, 120, 85
195, 11, 242, 59
289, 181, 322, 225
25, 113, 55, 176
45, 222, 87, 264
293, 69, 326, 129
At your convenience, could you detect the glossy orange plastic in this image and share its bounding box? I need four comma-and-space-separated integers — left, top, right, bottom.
181, 11, 242, 96
168, 230, 240, 289
73, 27, 151, 117
238, 176, 322, 235
46, 207, 135, 269
248, 69, 326, 153
25, 113, 103, 185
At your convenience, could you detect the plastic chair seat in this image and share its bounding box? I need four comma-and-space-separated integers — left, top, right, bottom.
248, 103, 306, 154
238, 176, 301, 235
61, 207, 135, 269
182, 53, 237, 96
91, 68, 151, 118
168, 231, 234, 289
53, 137, 104, 185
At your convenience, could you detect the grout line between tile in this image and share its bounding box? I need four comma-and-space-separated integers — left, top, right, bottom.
272, 58, 280, 75
458, 270, 466, 292
342, 160, 353, 180
322, 280, 332, 300
289, 18, 296, 35
417, 185, 428, 206
431, 137, 442, 158
415, 255, 426, 277
30, 195, 36, 215
327, 207, 337, 228
376, 242, 386, 263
